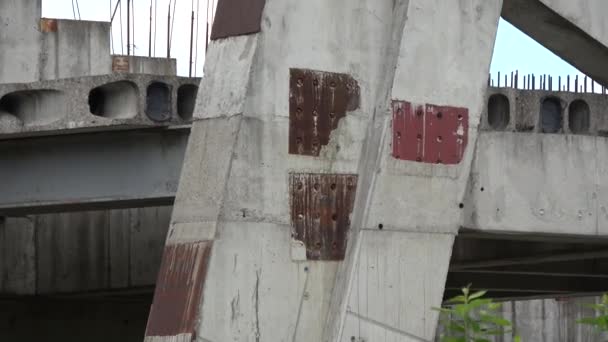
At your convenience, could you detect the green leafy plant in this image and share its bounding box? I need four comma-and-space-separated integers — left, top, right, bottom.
577, 293, 608, 333
434, 284, 521, 342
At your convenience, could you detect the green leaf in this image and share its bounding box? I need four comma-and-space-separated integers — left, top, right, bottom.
447, 295, 467, 304
514, 335, 522, 342
480, 314, 512, 327
469, 290, 488, 301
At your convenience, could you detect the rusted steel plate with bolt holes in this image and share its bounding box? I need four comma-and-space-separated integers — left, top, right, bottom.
211, 0, 266, 40
290, 173, 358, 260
392, 101, 468, 164
289, 69, 360, 156
145, 241, 211, 338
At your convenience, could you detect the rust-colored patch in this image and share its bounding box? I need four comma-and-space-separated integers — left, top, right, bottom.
145, 241, 211, 338
290, 173, 357, 260
392, 101, 468, 165
112, 56, 130, 73
210, 0, 266, 40
40, 18, 57, 33
289, 69, 360, 157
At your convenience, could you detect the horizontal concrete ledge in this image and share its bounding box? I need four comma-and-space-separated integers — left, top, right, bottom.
0, 127, 189, 215
0, 73, 200, 139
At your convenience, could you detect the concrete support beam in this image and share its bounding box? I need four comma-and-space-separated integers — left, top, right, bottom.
503, 0, 608, 87
0, 129, 188, 215
146, 0, 503, 341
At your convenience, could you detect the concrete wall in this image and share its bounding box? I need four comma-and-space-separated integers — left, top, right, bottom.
39, 19, 112, 80
465, 87, 608, 236
0, 207, 170, 295
0, 0, 42, 83
112, 56, 177, 76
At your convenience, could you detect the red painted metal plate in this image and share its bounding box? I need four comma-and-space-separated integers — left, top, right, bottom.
289, 69, 360, 157
392, 101, 468, 164
290, 173, 357, 260
145, 241, 211, 338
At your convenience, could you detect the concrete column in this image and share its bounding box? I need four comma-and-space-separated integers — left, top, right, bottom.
146, 1, 502, 341
0, 0, 42, 83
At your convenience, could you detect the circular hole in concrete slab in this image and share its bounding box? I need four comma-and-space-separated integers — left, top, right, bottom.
177, 84, 198, 121
540, 97, 563, 133
487, 94, 510, 130
146, 81, 172, 122
88, 81, 138, 119
568, 99, 590, 134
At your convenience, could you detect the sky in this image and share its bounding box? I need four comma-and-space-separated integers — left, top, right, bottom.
42, 1, 593, 91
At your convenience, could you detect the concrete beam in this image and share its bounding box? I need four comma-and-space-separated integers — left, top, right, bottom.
450, 249, 608, 271
0, 128, 188, 215
502, 0, 608, 87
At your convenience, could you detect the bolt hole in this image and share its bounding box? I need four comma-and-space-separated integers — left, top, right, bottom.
329, 112, 336, 119
480, 187, 485, 192
437, 112, 443, 119
304, 266, 309, 272
436, 136, 442, 142
416, 109, 423, 117
459, 203, 464, 209
416, 157, 422, 162
330, 183, 337, 190
436, 159, 442, 164
458, 114, 463, 120
297, 182, 303, 190
312, 110, 318, 117
316, 241, 322, 247
396, 132, 401, 138
298, 214, 304, 220
332, 242, 338, 249
296, 137, 303, 144
313, 79, 319, 86
332, 214, 338, 221
330, 81, 337, 88
378, 223, 383, 230
313, 183, 320, 191
417, 134, 422, 140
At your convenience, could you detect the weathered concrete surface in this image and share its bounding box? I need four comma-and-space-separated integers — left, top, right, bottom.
0, 207, 170, 295
466, 87, 608, 236
148, 1, 503, 341
0, 74, 199, 138
112, 56, 178, 76
502, 0, 608, 86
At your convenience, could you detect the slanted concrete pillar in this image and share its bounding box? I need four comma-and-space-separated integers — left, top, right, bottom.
145, 1, 502, 341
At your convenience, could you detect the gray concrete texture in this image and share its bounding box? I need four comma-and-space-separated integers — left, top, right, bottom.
165, 0, 503, 341
0, 74, 199, 138
159, 0, 608, 341
464, 87, 608, 236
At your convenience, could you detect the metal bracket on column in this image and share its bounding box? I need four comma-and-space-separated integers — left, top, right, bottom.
289, 69, 360, 156
392, 101, 468, 164
290, 173, 357, 261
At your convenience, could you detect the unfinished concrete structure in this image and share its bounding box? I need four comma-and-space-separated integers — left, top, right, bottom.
3, 0, 608, 341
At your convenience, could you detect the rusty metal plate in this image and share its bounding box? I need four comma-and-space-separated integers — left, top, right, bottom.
210, 0, 266, 40
289, 69, 360, 156
290, 173, 357, 260
112, 56, 129, 73
145, 241, 211, 338
40, 18, 57, 33
392, 101, 468, 165
112, 56, 129, 72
